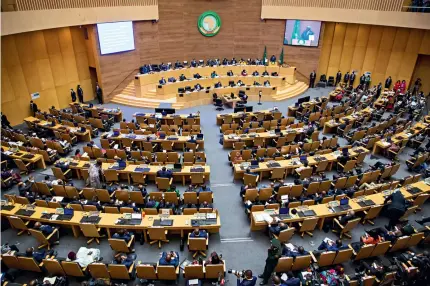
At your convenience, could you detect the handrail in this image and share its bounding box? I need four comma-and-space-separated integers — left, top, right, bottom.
262, 0, 404, 12
105, 69, 139, 99
12, 0, 157, 11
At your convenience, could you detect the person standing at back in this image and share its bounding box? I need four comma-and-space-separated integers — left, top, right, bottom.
384, 190, 408, 230
77, 85, 84, 103
70, 89, 77, 102
309, 70, 316, 88
95, 82, 103, 104
29, 100, 38, 116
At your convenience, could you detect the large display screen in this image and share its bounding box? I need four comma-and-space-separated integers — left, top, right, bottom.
97, 21, 135, 55
283, 20, 321, 47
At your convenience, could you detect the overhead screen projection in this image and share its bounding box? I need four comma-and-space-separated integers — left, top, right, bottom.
283, 20, 321, 47
97, 21, 135, 55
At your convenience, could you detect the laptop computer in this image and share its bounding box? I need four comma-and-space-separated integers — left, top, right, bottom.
249, 160, 259, 169
339, 198, 351, 211
172, 163, 182, 172
196, 134, 204, 140
278, 207, 291, 219
299, 155, 307, 162
118, 160, 126, 169
407, 187, 421, 195
159, 133, 166, 139
342, 147, 348, 154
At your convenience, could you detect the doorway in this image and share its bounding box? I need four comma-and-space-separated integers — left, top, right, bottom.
411, 54, 430, 94
89, 67, 98, 99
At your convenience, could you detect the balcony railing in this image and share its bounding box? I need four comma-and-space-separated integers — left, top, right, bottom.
2, 0, 157, 11
262, 0, 404, 11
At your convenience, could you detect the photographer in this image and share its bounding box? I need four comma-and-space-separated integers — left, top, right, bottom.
236, 270, 257, 286
259, 239, 282, 285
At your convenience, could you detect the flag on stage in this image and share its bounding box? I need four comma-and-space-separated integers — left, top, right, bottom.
279, 47, 284, 66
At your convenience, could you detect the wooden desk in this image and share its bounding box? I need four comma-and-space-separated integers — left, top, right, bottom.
0, 203, 221, 241
216, 109, 282, 125
70, 103, 123, 122
103, 133, 204, 151
2, 146, 46, 169
287, 97, 327, 117
133, 113, 200, 125
221, 95, 241, 108
24, 117, 91, 142
372, 122, 429, 155
223, 129, 303, 149
250, 181, 430, 231
323, 107, 373, 134
233, 147, 369, 180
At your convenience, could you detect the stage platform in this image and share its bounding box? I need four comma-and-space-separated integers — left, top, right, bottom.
110, 65, 308, 109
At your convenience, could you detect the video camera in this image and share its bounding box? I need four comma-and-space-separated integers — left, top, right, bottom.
227, 269, 245, 278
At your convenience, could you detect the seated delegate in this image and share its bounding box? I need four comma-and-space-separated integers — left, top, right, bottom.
159, 251, 180, 267
156, 167, 173, 178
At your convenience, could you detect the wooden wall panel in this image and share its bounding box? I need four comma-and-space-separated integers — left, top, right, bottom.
350, 25, 370, 76
95, 0, 322, 98
338, 24, 359, 74
1, 26, 93, 125
327, 23, 347, 77
411, 55, 430, 94
318, 23, 428, 90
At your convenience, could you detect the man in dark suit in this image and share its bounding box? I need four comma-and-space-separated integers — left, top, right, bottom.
335, 70, 342, 86
384, 190, 407, 230
376, 82, 382, 99
190, 59, 197, 68
1, 112, 12, 129
156, 167, 172, 179
349, 72, 356, 87
343, 72, 350, 85
385, 76, 392, 89
309, 70, 316, 88
30, 100, 38, 116
159, 77, 166, 85
77, 85, 84, 103
70, 89, 77, 102
95, 82, 103, 104
359, 74, 366, 86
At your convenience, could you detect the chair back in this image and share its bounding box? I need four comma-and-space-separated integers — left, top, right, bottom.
29, 229, 48, 244
156, 177, 171, 190
354, 244, 375, 260
35, 182, 52, 196
412, 193, 430, 207
271, 168, 285, 179
199, 192, 213, 203
298, 167, 312, 180
88, 263, 110, 278
406, 232, 424, 247
130, 191, 145, 204
244, 189, 258, 201
205, 262, 225, 279
333, 248, 353, 264
184, 265, 204, 279
292, 255, 311, 270
363, 205, 383, 220
342, 218, 361, 234
136, 264, 157, 279
191, 173, 204, 185
370, 241, 391, 257
1, 253, 20, 269
277, 228, 295, 243
14, 159, 29, 173
104, 206, 120, 214
183, 208, 198, 215
8, 216, 29, 231
184, 192, 198, 204
43, 259, 65, 275
274, 257, 293, 272
131, 172, 146, 184
115, 189, 130, 201
148, 227, 167, 240
244, 173, 258, 187
108, 264, 131, 280
17, 256, 42, 272
144, 208, 158, 215
189, 236, 207, 251
80, 224, 102, 238
104, 169, 119, 183
157, 265, 177, 280
317, 251, 336, 267
109, 238, 130, 253
96, 189, 111, 202
299, 217, 318, 232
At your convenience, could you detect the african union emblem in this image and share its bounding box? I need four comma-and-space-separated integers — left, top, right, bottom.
198, 11, 221, 37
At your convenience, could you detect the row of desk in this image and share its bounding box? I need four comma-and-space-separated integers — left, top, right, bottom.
0, 203, 221, 242
133, 113, 200, 125
69, 103, 123, 122
24, 117, 91, 142
2, 146, 46, 169
322, 107, 373, 134
223, 129, 304, 149
216, 108, 282, 125
233, 147, 370, 180
56, 158, 210, 186
250, 181, 430, 231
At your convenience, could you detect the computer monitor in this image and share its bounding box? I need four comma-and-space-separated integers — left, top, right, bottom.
297, 96, 310, 104
234, 107, 246, 113
245, 106, 253, 112
342, 147, 348, 154
113, 130, 120, 136
196, 133, 204, 139
174, 163, 182, 169
299, 155, 307, 161
295, 102, 299, 107
159, 133, 166, 139
185, 86, 191, 91
279, 207, 289, 215
64, 208, 74, 216
251, 160, 259, 166
275, 128, 281, 134
119, 160, 126, 168
155, 108, 175, 114
340, 198, 349, 205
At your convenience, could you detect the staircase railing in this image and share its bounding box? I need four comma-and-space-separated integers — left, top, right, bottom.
105, 69, 139, 100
